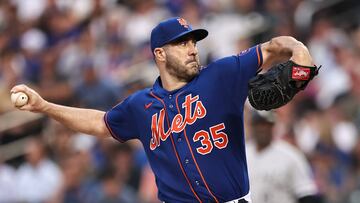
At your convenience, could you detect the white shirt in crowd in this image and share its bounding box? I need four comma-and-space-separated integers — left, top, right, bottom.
246, 140, 318, 203
0, 164, 16, 202
16, 159, 63, 203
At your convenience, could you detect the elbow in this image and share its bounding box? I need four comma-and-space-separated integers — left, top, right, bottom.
274, 36, 309, 56
283, 36, 299, 43
97, 119, 111, 138
272, 36, 304, 48
90, 112, 111, 139
285, 36, 307, 50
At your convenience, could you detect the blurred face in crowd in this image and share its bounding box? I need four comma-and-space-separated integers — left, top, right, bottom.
252, 121, 274, 150
25, 139, 45, 166
83, 66, 98, 84
162, 35, 201, 82
113, 147, 133, 182
61, 155, 84, 187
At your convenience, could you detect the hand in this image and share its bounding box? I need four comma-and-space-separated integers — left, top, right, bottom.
10, 84, 48, 112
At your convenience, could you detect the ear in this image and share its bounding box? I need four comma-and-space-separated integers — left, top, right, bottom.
154, 48, 166, 62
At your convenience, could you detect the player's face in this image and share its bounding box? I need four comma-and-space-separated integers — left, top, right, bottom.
252, 122, 273, 149
164, 37, 201, 82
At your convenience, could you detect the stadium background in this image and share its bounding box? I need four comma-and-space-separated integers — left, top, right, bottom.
0, 0, 360, 202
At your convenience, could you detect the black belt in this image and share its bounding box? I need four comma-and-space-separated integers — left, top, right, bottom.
165, 198, 248, 203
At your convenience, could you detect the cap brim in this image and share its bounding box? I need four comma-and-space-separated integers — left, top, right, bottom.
166, 29, 208, 45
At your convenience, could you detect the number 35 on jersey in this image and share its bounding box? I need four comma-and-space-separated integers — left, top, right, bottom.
150, 94, 229, 155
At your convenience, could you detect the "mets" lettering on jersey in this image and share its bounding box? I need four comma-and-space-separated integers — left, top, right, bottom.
150, 94, 206, 150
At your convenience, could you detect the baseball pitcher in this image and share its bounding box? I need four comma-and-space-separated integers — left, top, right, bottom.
11, 17, 320, 203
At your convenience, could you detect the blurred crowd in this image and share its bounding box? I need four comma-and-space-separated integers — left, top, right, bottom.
0, 0, 360, 202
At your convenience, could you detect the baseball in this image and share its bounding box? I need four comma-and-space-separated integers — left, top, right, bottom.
11, 92, 29, 107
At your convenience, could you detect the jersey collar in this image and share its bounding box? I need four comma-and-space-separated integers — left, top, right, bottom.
152, 76, 196, 98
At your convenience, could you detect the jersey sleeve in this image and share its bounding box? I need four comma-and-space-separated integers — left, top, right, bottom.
237, 44, 263, 82
104, 96, 138, 142
237, 45, 263, 103
210, 45, 263, 104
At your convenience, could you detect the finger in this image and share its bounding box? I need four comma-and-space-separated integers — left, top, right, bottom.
11, 85, 35, 99
10, 84, 28, 94
19, 104, 32, 111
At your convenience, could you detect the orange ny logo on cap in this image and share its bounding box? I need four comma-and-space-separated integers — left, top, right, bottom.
177, 18, 189, 28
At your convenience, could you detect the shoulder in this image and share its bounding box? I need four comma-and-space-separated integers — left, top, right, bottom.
273, 140, 308, 164
204, 55, 239, 70
202, 45, 262, 71
128, 88, 152, 101
200, 55, 241, 78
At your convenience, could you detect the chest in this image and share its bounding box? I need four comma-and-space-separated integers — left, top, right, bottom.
136, 88, 244, 157
249, 150, 293, 187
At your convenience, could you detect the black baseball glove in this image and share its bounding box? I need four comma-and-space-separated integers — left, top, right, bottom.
248, 60, 321, 111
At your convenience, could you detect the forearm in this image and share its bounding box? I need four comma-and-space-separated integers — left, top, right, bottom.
11, 84, 111, 138
261, 36, 313, 68
42, 102, 109, 138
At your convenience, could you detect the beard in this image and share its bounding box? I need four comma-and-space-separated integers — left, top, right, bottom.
165, 52, 201, 82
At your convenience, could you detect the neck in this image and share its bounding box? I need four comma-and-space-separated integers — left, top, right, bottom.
162, 78, 187, 91
159, 71, 187, 91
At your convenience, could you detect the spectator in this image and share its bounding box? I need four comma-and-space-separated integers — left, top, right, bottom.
74, 59, 120, 110
86, 165, 139, 203
50, 152, 95, 203
246, 111, 322, 203
16, 137, 63, 202
0, 156, 16, 202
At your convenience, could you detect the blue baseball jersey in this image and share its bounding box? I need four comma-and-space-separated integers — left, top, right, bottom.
104, 45, 263, 202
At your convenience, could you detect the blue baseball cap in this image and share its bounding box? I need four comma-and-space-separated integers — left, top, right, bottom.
150, 17, 208, 53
